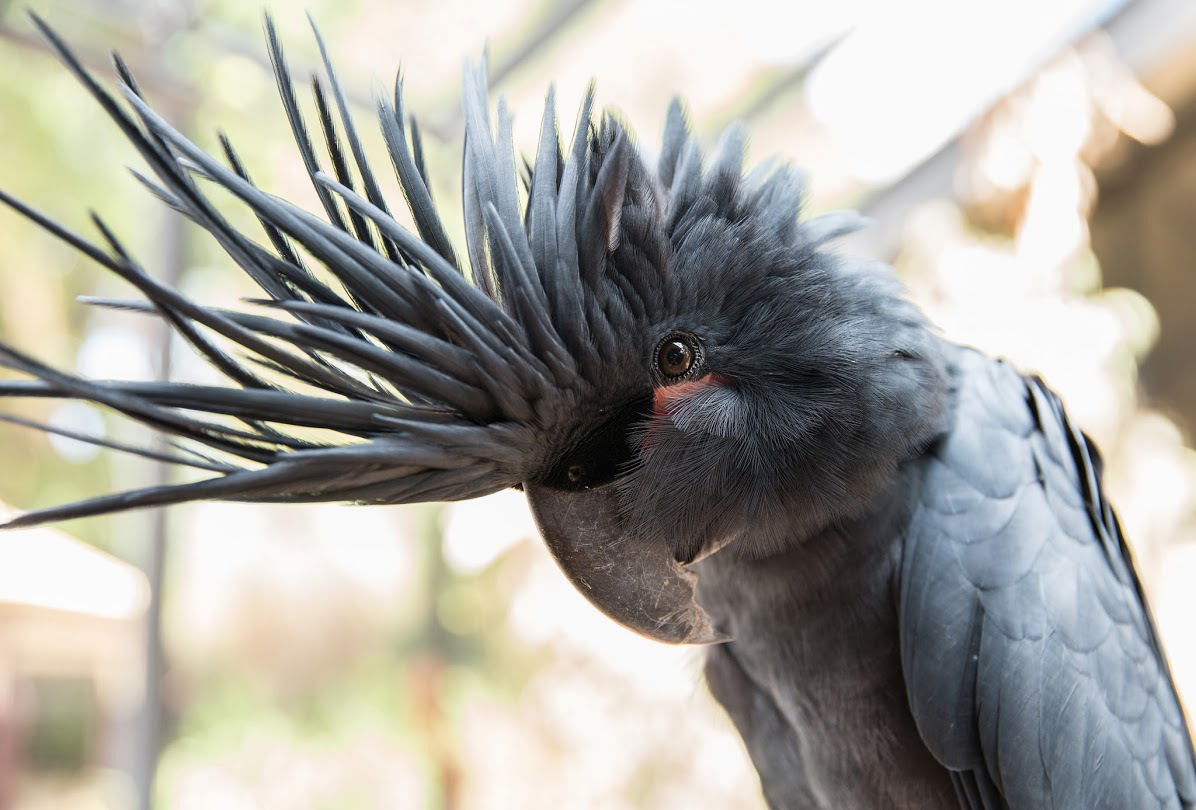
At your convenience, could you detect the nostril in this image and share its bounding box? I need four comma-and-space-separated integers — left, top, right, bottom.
540, 394, 653, 491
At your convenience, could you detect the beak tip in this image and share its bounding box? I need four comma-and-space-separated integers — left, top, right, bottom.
682, 625, 734, 646
671, 601, 732, 645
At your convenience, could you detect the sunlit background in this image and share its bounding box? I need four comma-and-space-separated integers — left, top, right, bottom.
1, 0, 1195, 808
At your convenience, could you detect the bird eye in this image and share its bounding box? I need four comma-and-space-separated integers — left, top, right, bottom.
655, 332, 701, 381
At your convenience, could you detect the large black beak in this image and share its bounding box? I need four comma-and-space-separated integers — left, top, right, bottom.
523, 395, 727, 644
525, 482, 727, 644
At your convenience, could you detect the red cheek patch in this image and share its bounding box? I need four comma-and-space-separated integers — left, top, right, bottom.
652, 373, 731, 421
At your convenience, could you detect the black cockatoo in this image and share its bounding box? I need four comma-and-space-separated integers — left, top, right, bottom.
2, 16, 1194, 810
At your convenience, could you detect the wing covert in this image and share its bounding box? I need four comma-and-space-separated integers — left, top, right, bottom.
899, 348, 1196, 809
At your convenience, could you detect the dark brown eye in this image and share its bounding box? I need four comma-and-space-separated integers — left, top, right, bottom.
655, 333, 700, 380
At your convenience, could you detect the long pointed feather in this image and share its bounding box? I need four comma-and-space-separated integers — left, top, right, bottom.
263, 13, 351, 235
381, 77, 458, 267
0, 377, 422, 432
307, 14, 401, 262
0, 411, 239, 473
0, 462, 325, 530
658, 98, 689, 188
579, 130, 630, 284
311, 73, 379, 257
0, 342, 294, 460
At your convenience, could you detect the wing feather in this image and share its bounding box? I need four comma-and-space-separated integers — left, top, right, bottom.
900, 348, 1196, 809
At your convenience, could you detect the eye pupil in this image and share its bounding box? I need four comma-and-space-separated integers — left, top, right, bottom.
566, 463, 587, 483
656, 334, 697, 379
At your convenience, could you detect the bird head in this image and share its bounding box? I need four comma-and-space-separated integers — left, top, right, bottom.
514, 113, 950, 643
0, 16, 948, 645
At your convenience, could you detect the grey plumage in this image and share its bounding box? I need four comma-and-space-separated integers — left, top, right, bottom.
1, 15, 1193, 809
901, 355, 1195, 808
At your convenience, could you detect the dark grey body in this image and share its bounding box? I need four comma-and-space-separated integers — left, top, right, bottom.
700, 489, 958, 809
697, 344, 1196, 810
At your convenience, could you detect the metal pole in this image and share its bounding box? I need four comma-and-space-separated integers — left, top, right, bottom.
131, 4, 193, 794
133, 150, 187, 810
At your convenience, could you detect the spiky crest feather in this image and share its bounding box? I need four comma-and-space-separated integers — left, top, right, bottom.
0, 14, 861, 529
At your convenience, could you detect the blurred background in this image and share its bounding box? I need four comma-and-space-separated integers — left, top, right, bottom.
0, 0, 1195, 807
